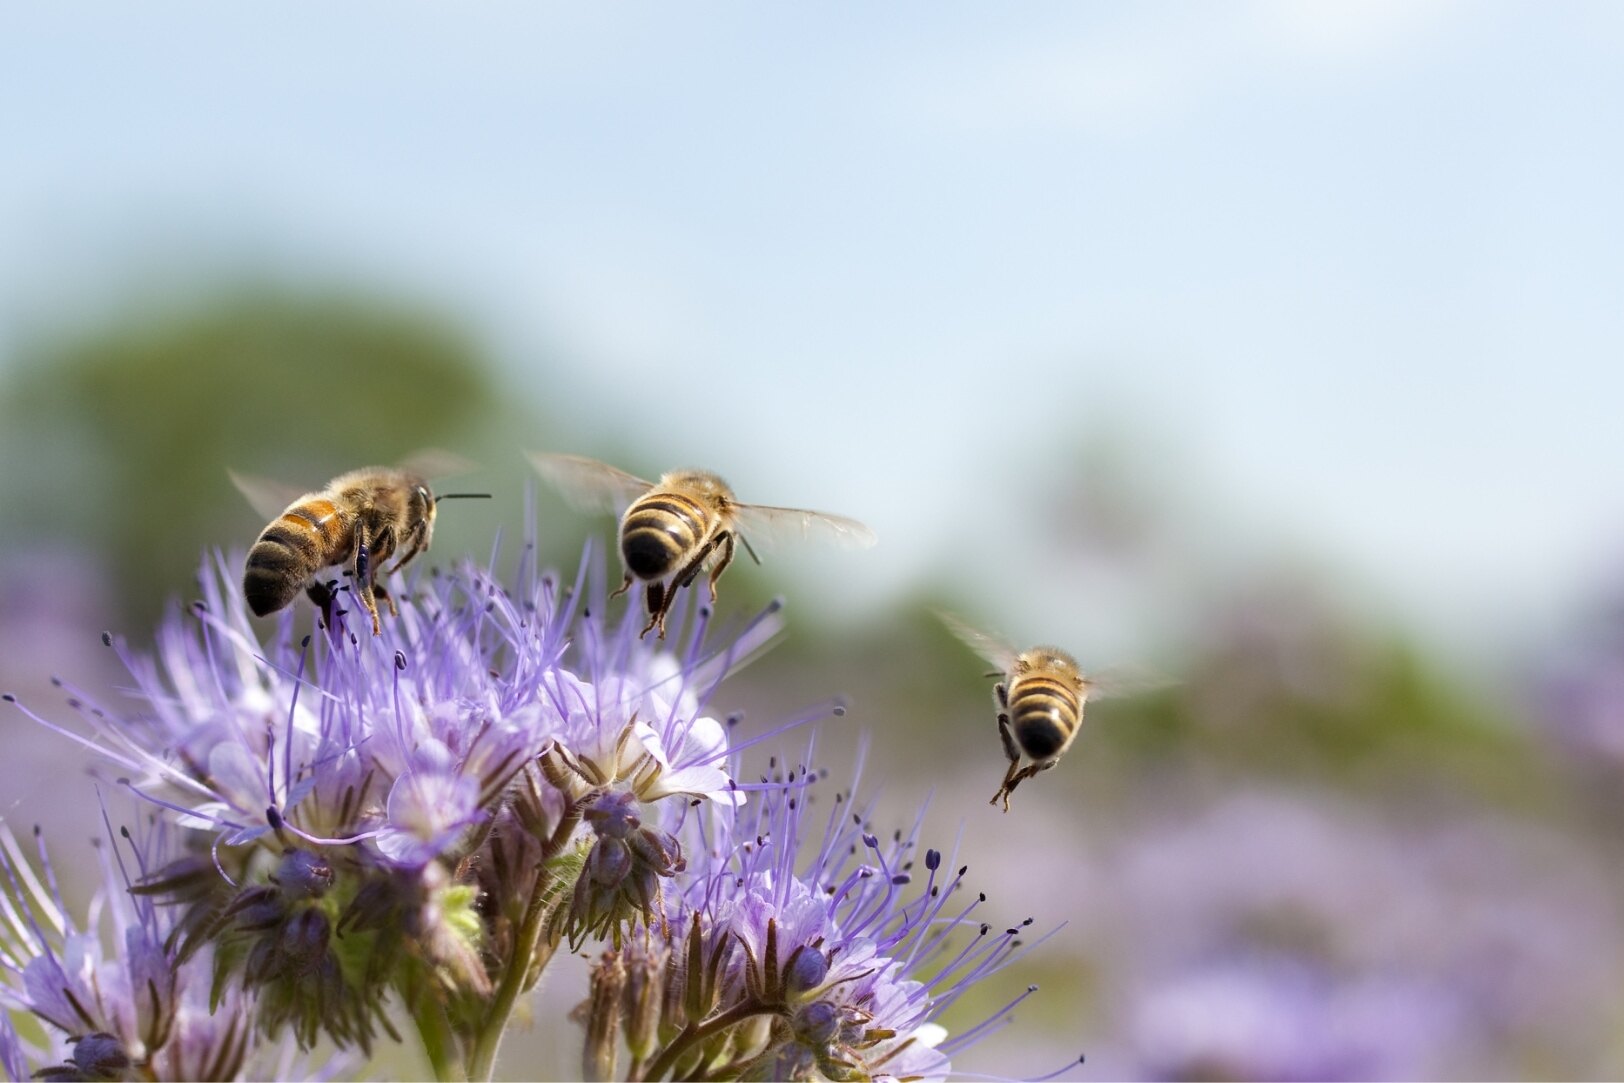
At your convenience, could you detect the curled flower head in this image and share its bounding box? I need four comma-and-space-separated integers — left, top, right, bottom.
0, 816, 355, 1082
5, 540, 788, 1061
5, 530, 1058, 1080
578, 742, 1061, 1083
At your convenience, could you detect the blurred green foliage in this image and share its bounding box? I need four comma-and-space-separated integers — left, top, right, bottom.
0, 290, 517, 629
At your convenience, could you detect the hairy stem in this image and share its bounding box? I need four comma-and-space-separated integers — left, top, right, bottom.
410, 988, 466, 1083
465, 805, 582, 1081
637, 1000, 783, 1082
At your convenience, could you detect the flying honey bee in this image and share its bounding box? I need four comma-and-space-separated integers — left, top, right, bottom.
939, 612, 1148, 812
529, 452, 876, 639
232, 456, 488, 635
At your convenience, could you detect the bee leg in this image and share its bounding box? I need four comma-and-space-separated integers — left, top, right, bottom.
704, 533, 737, 604
990, 759, 1022, 812
997, 713, 1020, 764
1001, 762, 1049, 808
994, 682, 1009, 709
673, 535, 721, 592
611, 572, 635, 600
353, 534, 384, 636
372, 578, 399, 619
387, 524, 427, 575
640, 580, 667, 640
306, 580, 337, 629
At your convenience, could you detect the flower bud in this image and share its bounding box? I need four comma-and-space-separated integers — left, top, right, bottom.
783, 945, 829, 1000
281, 907, 333, 978
585, 790, 642, 840
588, 837, 634, 887
582, 951, 626, 1082
274, 849, 335, 901
621, 932, 667, 1061
793, 1000, 841, 1046
71, 1032, 132, 1080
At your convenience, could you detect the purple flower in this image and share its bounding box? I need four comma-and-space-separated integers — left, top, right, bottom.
5, 540, 807, 1075
0, 817, 352, 1081
577, 742, 1070, 1082
7, 535, 1053, 1081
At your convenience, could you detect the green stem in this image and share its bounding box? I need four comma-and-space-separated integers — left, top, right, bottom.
466, 807, 582, 1081
411, 988, 466, 1083
637, 1000, 782, 1082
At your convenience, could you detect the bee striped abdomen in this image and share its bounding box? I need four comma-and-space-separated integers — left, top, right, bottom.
620, 493, 709, 580
1009, 675, 1080, 759
243, 499, 347, 616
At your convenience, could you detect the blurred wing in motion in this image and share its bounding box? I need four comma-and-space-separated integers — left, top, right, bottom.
528, 452, 655, 515
936, 610, 1020, 673
396, 447, 478, 481
731, 503, 878, 552
228, 470, 310, 521
1081, 664, 1174, 701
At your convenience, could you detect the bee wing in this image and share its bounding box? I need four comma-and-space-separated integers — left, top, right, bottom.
1081, 664, 1174, 701
228, 470, 311, 520
935, 610, 1020, 673
527, 452, 655, 515
730, 503, 877, 552
396, 447, 478, 480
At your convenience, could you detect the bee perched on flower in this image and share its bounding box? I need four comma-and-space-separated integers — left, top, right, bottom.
3, 529, 1060, 1082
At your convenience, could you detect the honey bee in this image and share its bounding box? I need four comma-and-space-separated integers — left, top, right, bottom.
233, 458, 488, 635
529, 452, 876, 639
939, 612, 1131, 812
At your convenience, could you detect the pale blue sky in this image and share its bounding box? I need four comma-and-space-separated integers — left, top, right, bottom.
3, 2, 1622, 665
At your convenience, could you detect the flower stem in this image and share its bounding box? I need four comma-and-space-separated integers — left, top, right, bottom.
637, 1000, 782, 1081
411, 988, 466, 1083
466, 807, 581, 1081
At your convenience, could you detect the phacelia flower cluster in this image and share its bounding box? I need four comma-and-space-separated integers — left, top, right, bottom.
2, 542, 1054, 1081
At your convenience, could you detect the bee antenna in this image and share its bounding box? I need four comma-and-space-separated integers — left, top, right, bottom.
435, 492, 493, 504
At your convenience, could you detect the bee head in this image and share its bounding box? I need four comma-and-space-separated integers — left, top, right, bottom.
665, 469, 734, 509
1017, 646, 1082, 683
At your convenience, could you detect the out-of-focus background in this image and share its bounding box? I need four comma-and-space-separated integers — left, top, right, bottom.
5, 4, 1624, 1078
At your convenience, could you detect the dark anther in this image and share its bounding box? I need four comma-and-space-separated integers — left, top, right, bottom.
0, 693, 13, 703
890, 874, 910, 886
979, 893, 986, 902
979, 923, 990, 936
394, 651, 407, 671
301, 635, 312, 648
925, 849, 941, 871
832, 705, 846, 717
266, 807, 284, 829
100, 631, 112, 646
